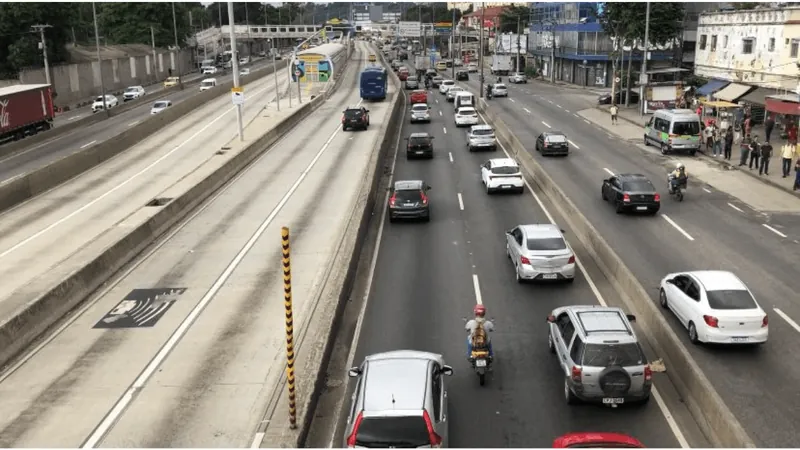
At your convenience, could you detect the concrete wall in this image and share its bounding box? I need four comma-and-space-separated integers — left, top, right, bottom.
17, 49, 194, 108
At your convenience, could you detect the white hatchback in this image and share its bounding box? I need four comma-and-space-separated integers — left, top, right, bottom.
454, 107, 478, 127
659, 270, 768, 345
480, 158, 523, 193
439, 80, 455, 94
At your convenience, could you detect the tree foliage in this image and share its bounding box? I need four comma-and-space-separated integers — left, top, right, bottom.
96, 2, 202, 49
0, 2, 76, 76
731, 3, 760, 10
594, 2, 685, 46
499, 5, 530, 33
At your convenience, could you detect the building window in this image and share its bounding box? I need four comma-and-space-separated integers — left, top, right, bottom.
742, 38, 755, 54
769, 37, 775, 52
792, 39, 799, 58
710, 35, 717, 51
722, 35, 728, 48
699, 34, 707, 50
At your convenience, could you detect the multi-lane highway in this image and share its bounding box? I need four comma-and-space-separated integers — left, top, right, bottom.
0, 42, 387, 447
0, 57, 283, 181
457, 76, 800, 447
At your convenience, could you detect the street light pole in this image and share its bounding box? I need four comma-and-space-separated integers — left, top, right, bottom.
479, 3, 485, 98
92, 2, 109, 117
31, 25, 52, 86
172, 2, 183, 89
228, 1, 244, 141
516, 15, 521, 75
451, 8, 456, 79
549, 19, 556, 83
272, 39, 280, 111
640, 1, 651, 116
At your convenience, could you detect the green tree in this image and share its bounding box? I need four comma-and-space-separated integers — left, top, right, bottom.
499, 5, 529, 33
96, 2, 200, 48
731, 2, 760, 10
0, 2, 77, 76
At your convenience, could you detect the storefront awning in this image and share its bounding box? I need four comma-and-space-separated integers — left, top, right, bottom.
713, 83, 754, 102
765, 96, 800, 116
740, 87, 788, 106
699, 99, 741, 108
696, 79, 729, 96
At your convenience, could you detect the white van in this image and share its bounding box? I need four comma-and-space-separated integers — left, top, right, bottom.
644, 109, 702, 155
454, 91, 475, 110
199, 78, 217, 92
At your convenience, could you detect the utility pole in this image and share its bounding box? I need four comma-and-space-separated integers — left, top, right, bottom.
151, 26, 158, 82
516, 15, 521, 75
172, 2, 183, 89
31, 25, 53, 86
640, 1, 651, 116
92, 2, 109, 117
228, 1, 244, 141
451, 8, 456, 79
625, 42, 633, 108
218, 2, 223, 28
272, 39, 280, 111
420, 6, 426, 56
549, 19, 555, 83
479, 3, 485, 98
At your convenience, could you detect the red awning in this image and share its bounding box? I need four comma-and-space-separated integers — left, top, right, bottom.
765, 97, 800, 115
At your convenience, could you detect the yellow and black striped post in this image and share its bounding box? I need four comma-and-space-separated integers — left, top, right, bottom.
282, 226, 297, 430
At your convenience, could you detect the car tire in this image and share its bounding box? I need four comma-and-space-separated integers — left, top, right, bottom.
688, 322, 700, 344
389, 215, 396, 223
615, 201, 625, 214
565, 277, 575, 283
635, 394, 651, 406
486, 184, 493, 195
515, 266, 524, 283
565, 378, 580, 405
659, 289, 668, 309
468, 146, 474, 152
660, 143, 669, 155
516, 186, 524, 194
423, 213, 430, 222
506, 243, 511, 259
643, 134, 649, 146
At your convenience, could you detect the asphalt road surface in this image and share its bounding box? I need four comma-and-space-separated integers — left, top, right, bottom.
462, 76, 800, 448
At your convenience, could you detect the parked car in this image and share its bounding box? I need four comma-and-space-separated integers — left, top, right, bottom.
122, 86, 145, 102
598, 90, 639, 105
91, 94, 118, 113
601, 173, 660, 215
506, 224, 575, 281
342, 106, 370, 131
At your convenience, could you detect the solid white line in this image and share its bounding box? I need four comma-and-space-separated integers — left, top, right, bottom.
584, 119, 591, 124
457, 192, 464, 210
547, 99, 554, 104
439, 110, 442, 116
702, 188, 712, 193
763, 223, 787, 238
443, 127, 447, 134
509, 98, 516, 103
79, 140, 97, 149
128, 120, 140, 127
483, 112, 688, 448
81, 99, 356, 449
0, 81, 281, 261
603, 167, 615, 176
661, 214, 695, 241
568, 140, 580, 149
556, 104, 563, 109
523, 107, 531, 114
472, 274, 483, 305
541, 121, 551, 128
774, 308, 800, 334
573, 113, 580, 118
250, 432, 265, 448
448, 152, 454, 163
728, 202, 744, 213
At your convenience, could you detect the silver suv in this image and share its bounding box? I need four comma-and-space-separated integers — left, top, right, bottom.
344, 350, 454, 448
547, 305, 652, 406
467, 124, 496, 151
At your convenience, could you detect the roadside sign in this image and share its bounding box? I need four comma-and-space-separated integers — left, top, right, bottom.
231, 90, 244, 105
231, 86, 243, 93
398, 21, 421, 38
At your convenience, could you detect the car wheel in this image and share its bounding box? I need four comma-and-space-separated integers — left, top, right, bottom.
389, 215, 396, 223
468, 146, 474, 152
660, 143, 669, 155
548, 333, 556, 353
635, 394, 651, 406
688, 322, 700, 344
486, 184, 493, 195
565, 378, 580, 405
659, 289, 668, 309
423, 212, 430, 222
643, 134, 649, 146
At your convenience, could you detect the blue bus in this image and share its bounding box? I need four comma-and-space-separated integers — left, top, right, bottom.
360, 67, 387, 100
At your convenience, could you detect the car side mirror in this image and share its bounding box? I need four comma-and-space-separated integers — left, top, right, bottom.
626, 314, 637, 322
560, 229, 565, 233
441, 365, 454, 376
547, 315, 556, 323
348, 367, 361, 377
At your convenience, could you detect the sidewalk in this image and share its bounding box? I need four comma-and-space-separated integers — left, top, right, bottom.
597, 104, 800, 199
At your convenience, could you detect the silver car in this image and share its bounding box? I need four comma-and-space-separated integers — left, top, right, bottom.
467, 124, 496, 151
446, 86, 464, 102
344, 350, 454, 448
491, 83, 508, 97
547, 305, 653, 406
509, 73, 527, 84
505, 224, 576, 282
410, 103, 431, 123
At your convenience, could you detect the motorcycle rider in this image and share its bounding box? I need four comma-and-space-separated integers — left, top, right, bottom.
668, 162, 689, 194
466, 304, 494, 359
485, 83, 493, 99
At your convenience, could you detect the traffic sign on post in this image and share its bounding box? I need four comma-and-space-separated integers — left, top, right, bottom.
231, 87, 244, 105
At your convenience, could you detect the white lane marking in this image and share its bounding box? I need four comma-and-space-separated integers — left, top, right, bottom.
728, 202, 744, 213
584, 119, 591, 124
509, 98, 516, 103
443, 127, 447, 134
68, 115, 83, 121
556, 104, 563, 109
0, 81, 282, 261
541, 121, 551, 128
574, 113, 580, 118
250, 432, 265, 448
472, 274, 483, 305
457, 192, 465, 210
523, 107, 531, 114
128, 120, 140, 127
774, 308, 800, 334
439, 110, 442, 116
763, 223, 787, 238
436, 99, 439, 103
448, 152, 454, 163
603, 167, 615, 176
564, 109, 570, 113
568, 140, 580, 149
484, 114, 689, 448
702, 188, 711, 193
81, 99, 358, 449
661, 214, 695, 241
79, 140, 97, 149
547, 99, 554, 104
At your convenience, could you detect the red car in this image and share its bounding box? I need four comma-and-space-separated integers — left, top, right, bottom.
553, 432, 645, 448
398, 68, 409, 81
410, 89, 428, 104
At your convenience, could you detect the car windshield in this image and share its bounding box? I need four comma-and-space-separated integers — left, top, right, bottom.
443, 81, 454, 85
706, 289, 758, 310
394, 189, 423, 202
491, 166, 518, 175
673, 121, 700, 135
409, 136, 431, 146
153, 102, 168, 108
201, 81, 214, 86
412, 105, 428, 112
546, 134, 567, 143
449, 88, 463, 93
472, 128, 494, 136
526, 237, 567, 251
458, 108, 476, 115
407, 76, 417, 81
125, 87, 139, 93
494, 84, 507, 89
433, 77, 443, 81
582, 343, 645, 367
622, 180, 655, 192
95, 97, 104, 102
354, 416, 430, 448
345, 109, 364, 118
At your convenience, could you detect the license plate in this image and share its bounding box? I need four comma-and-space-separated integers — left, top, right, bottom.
501, 185, 512, 189
415, 151, 423, 154
602, 398, 624, 404
542, 274, 558, 279
636, 206, 648, 211
731, 337, 750, 343
404, 203, 414, 207
475, 359, 487, 367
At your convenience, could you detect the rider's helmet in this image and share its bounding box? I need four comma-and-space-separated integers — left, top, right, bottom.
675, 162, 685, 171
473, 304, 486, 318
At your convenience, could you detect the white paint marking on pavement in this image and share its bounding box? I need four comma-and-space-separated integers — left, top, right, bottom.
603, 167, 615, 176
523, 107, 531, 114
541, 121, 551, 128
250, 432, 265, 448
584, 119, 591, 124
547, 99, 554, 104
472, 274, 483, 305
457, 192, 465, 211
564, 109, 570, 113
775, 308, 800, 334
128, 120, 140, 127
439, 110, 442, 116
448, 152, 454, 163
568, 140, 580, 149
79, 140, 97, 149
81, 99, 356, 449
556, 104, 563, 109
436, 99, 439, 103
574, 113, 580, 118
484, 110, 689, 449
68, 115, 83, 121
702, 188, 712, 193
443, 127, 448, 134
509, 98, 516, 103
662, 214, 695, 241
763, 223, 788, 238
728, 202, 744, 213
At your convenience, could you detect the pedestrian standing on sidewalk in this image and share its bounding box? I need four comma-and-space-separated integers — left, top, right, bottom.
764, 114, 775, 142
724, 127, 734, 160
749, 135, 761, 170
713, 124, 722, 157
759, 141, 773, 175
744, 114, 753, 137
704, 122, 714, 151
739, 135, 752, 166
610, 104, 619, 125
794, 158, 800, 191
782, 143, 796, 177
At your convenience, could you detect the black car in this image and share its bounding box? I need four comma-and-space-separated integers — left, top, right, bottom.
535, 132, 570, 156
405, 133, 434, 159
456, 70, 469, 81
425, 69, 437, 80
598, 90, 640, 105
601, 173, 660, 215
388, 180, 431, 222
342, 106, 370, 131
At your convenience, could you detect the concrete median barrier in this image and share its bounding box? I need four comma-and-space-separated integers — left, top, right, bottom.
475, 98, 755, 449
0, 61, 291, 214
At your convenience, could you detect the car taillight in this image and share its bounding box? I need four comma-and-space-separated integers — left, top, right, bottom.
423, 410, 442, 448
389, 193, 397, 207
644, 365, 653, 381
703, 315, 719, 328
568, 255, 575, 264
341, 115, 345, 123
544, 142, 549, 147
346, 411, 363, 448
520, 256, 530, 265
420, 192, 428, 205
654, 193, 661, 202
762, 315, 769, 327
571, 365, 582, 383
623, 193, 631, 203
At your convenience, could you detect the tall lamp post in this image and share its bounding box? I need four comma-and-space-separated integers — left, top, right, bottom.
92, 2, 109, 117
479, 3, 485, 98
639, 2, 651, 116
172, 2, 183, 89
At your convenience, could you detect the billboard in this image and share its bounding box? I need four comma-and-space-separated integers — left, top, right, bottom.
496, 34, 528, 54
398, 21, 421, 37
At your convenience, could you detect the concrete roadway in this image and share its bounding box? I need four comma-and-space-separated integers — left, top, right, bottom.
0, 43, 386, 447
0, 57, 278, 182
345, 90, 692, 448
463, 76, 800, 448
0, 62, 303, 323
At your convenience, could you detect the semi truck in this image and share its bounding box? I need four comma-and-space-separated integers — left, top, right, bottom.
490, 54, 513, 75
414, 56, 431, 73
0, 84, 55, 145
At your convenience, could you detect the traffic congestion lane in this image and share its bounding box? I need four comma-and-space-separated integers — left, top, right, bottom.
349, 91, 684, 448
472, 79, 800, 447
0, 47, 373, 448
0, 58, 280, 182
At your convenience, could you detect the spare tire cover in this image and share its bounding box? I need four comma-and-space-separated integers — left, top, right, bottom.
598, 366, 632, 396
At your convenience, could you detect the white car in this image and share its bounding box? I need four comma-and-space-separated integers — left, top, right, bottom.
481, 158, 524, 194
439, 80, 455, 94
150, 100, 172, 114
454, 106, 478, 127
409, 103, 431, 123
491, 83, 508, 97
199, 78, 217, 92
91, 94, 118, 113
509, 73, 527, 84
201, 66, 217, 75
506, 224, 576, 282
467, 63, 478, 73
659, 270, 768, 345
239, 57, 250, 65
446, 86, 464, 102
240, 68, 251, 76
122, 86, 145, 101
